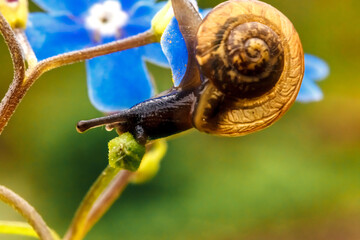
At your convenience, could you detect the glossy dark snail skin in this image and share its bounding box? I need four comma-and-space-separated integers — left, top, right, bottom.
77, 0, 304, 143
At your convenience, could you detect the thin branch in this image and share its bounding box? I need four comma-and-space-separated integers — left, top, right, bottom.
14, 29, 38, 68
63, 166, 121, 240
0, 13, 25, 86
63, 169, 132, 240
0, 185, 54, 240
24, 29, 157, 89
83, 170, 133, 236
0, 12, 26, 133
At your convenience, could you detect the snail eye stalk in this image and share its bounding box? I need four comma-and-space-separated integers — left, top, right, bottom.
76, 113, 128, 133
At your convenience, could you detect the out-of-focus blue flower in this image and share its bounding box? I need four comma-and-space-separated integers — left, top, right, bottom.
161, 20, 329, 103
296, 54, 329, 102
25, 0, 169, 112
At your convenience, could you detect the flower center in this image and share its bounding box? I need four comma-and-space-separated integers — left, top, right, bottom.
85, 0, 128, 38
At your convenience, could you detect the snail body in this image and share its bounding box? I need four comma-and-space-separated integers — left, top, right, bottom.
77, 0, 304, 143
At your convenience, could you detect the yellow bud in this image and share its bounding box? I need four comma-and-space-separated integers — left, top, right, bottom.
151, 1, 173, 42
130, 139, 167, 184
0, 0, 28, 29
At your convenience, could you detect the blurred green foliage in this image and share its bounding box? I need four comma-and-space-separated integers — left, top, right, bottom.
0, 0, 360, 239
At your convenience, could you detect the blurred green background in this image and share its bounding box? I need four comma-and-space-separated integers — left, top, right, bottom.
1, 0, 360, 239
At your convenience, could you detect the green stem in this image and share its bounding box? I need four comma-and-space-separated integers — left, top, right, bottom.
64, 133, 145, 240
63, 165, 121, 240
83, 170, 133, 236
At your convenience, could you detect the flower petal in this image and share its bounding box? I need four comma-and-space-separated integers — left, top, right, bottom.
31, 0, 99, 16
86, 49, 153, 112
296, 77, 324, 102
296, 54, 329, 102
160, 18, 187, 86
304, 54, 329, 81
160, 9, 211, 86
124, 1, 169, 67
31, 0, 157, 16
120, 0, 156, 12
123, 1, 165, 37
25, 13, 91, 60
127, 1, 164, 26
142, 43, 169, 68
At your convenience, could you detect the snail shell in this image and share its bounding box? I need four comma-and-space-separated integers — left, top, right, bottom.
193, 0, 304, 136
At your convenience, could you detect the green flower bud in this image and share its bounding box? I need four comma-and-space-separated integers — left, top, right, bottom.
0, 0, 28, 29
108, 133, 145, 172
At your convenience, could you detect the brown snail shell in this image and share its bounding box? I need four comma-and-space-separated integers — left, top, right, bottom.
193, 0, 304, 136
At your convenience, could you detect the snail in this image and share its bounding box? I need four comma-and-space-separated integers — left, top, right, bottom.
76, 0, 304, 144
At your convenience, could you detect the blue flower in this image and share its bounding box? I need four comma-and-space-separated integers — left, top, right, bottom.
25, 0, 169, 112
161, 19, 329, 103
296, 54, 329, 102
160, 18, 187, 87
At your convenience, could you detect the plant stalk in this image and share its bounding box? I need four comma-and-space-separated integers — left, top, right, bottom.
0, 185, 54, 240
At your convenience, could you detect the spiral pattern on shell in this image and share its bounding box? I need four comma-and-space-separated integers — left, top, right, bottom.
196, 3, 285, 99
193, 0, 304, 136
226, 22, 284, 97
